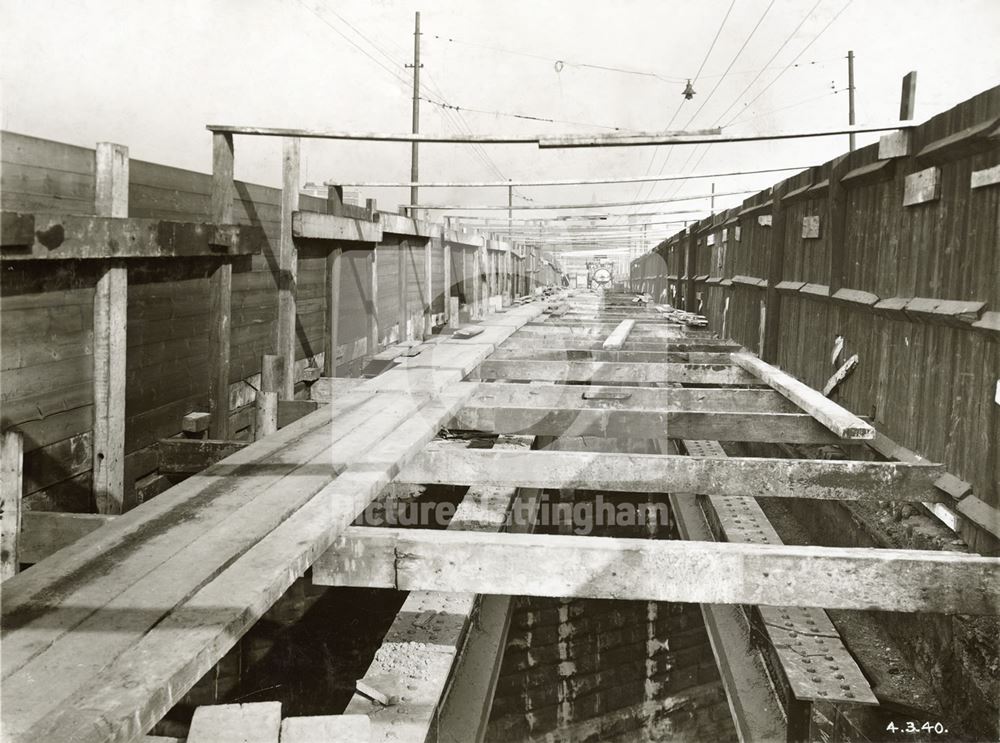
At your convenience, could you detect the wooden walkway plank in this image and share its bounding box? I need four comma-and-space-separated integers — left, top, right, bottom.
11, 386, 475, 743
395, 448, 945, 501
1, 393, 428, 733
731, 352, 875, 439
315, 528, 1000, 614
280, 715, 371, 742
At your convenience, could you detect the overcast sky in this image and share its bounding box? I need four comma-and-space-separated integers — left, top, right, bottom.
3, 0, 999, 244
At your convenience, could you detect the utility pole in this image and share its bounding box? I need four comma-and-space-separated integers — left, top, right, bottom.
847, 50, 856, 151
406, 12, 422, 214
507, 181, 513, 236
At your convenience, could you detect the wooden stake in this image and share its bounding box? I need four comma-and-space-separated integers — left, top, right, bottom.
398, 239, 409, 341
92, 142, 128, 514
324, 186, 344, 376
367, 199, 379, 353
1, 430, 23, 580
278, 137, 300, 399
443, 240, 452, 325
424, 238, 433, 337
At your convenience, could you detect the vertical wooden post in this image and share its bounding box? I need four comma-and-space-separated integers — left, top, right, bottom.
209, 132, 234, 439
93, 142, 128, 515
424, 238, 433, 337
1, 430, 23, 580
324, 186, 344, 376
762, 183, 789, 363
278, 137, 300, 398
443, 239, 452, 325
398, 239, 409, 341
828, 156, 851, 296
255, 355, 282, 439
899, 71, 917, 120
366, 198, 379, 354
684, 229, 697, 312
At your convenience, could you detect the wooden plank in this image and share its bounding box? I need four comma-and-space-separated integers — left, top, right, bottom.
397, 448, 944, 501
0, 214, 260, 260
187, 702, 281, 743
477, 359, 754, 385
292, 211, 382, 242
903, 166, 942, 206
762, 183, 787, 362
489, 346, 732, 364
277, 400, 320, 429
19, 511, 115, 564
602, 319, 635, 350
208, 134, 235, 439
456, 381, 800, 413
92, 143, 128, 515
324, 247, 343, 375
1, 430, 23, 579
498, 337, 742, 353
730, 352, 874, 439
316, 528, 1000, 614
280, 715, 371, 743
12, 387, 474, 743
278, 137, 300, 399
452, 405, 850, 444
971, 164, 1000, 190
157, 438, 248, 474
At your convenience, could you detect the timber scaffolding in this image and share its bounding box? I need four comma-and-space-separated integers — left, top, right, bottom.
2, 86, 1000, 743
3, 286, 1000, 743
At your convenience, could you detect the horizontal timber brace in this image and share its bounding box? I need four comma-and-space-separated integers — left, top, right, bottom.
396, 448, 945, 501
314, 527, 1000, 615
0, 212, 263, 260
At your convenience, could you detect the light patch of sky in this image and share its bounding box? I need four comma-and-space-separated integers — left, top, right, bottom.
2, 0, 998, 240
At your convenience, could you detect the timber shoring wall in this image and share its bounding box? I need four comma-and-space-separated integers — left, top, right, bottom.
630, 86, 1000, 536
0, 130, 545, 513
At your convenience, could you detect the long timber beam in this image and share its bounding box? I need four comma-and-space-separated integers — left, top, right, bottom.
476, 360, 757, 385
314, 528, 1000, 615
397, 448, 945, 501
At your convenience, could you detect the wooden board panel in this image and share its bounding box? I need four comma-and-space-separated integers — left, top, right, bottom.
478, 359, 756, 385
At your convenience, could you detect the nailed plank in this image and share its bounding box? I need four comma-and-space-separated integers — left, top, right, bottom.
0, 214, 260, 260
187, 702, 281, 743
477, 359, 755, 385
292, 211, 382, 242
731, 352, 874, 439
316, 528, 1000, 614
488, 347, 733, 364
1, 431, 24, 579
903, 166, 942, 206
602, 319, 635, 350
397, 448, 943, 501
498, 337, 742, 353
971, 164, 1000, 190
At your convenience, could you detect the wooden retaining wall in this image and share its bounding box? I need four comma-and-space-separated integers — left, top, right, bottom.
1, 130, 544, 513
630, 86, 1000, 539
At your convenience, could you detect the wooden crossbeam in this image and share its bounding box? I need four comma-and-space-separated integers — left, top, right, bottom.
458, 382, 800, 414
397, 448, 945, 501
477, 359, 756, 385
498, 338, 742, 353
489, 347, 734, 364
0, 213, 261, 260
451, 405, 850, 444
292, 211, 382, 242
314, 528, 1000, 614
731, 352, 874, 439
